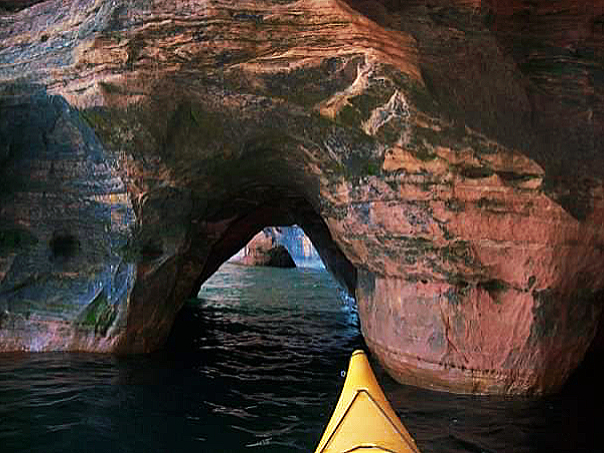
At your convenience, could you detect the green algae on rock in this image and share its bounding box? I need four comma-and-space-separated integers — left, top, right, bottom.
0, 0, 602, 395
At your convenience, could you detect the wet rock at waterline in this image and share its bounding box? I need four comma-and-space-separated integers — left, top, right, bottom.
0, 0, 603, 395
0, 86, 134, 352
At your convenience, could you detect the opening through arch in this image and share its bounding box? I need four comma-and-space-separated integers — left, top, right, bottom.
188, 191, 357, 302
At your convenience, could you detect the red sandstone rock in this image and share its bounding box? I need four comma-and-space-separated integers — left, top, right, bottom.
0, 0, 602, 395
229, 230, 296, 268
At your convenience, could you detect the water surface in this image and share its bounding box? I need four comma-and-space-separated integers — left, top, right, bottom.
0, 263, 601, 452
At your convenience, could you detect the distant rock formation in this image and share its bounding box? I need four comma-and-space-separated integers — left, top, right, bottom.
0, 0, 602, 394
230, 226, 323, 269
273, 226, 325, 269
229, 229, 296, 268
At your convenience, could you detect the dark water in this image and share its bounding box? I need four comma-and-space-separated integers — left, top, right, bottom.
0, 263, 602, 452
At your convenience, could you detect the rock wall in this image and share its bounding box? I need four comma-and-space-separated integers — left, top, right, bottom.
0, 0, 602, 394
0, 85, 134, 351
273, 226, 325, 269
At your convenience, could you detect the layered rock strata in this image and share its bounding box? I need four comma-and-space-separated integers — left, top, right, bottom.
0, 0, 602, 394
0, 85, 134, 351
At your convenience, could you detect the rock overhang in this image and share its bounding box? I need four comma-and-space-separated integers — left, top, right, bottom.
0, 0, 602, 395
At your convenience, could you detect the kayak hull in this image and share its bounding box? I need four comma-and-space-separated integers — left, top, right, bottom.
315, 350, 421, 453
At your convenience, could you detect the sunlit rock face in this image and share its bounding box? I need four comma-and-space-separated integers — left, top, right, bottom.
341, 0, 604, 394
231, 226, 324, 268
276, 226, 325, 268
229, 229, 296, 268
0, 0, 602, 394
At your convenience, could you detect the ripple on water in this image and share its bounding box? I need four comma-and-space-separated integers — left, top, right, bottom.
1, 264, 602, 452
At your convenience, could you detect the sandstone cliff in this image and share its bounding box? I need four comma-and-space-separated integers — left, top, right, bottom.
0, 0, 602, 394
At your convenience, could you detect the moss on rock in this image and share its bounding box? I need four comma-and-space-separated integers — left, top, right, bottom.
78, 291, 116, 336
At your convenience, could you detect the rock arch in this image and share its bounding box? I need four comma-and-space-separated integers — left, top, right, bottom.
1, 0, 603, 395
120, 180, 358, 354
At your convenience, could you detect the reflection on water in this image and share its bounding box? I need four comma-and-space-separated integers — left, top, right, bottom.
0, 263, 602, 452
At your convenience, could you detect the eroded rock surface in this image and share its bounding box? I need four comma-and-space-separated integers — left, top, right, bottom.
229, 229, 296, 268
0, 85, 134, 351
0, 0, 602, 394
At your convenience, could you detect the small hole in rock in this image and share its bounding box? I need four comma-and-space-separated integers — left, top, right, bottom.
50, 233, 80, 259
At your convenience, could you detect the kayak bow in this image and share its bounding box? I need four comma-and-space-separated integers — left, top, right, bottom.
315, 350, 421, 453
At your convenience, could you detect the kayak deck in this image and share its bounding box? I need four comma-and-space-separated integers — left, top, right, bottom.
315, 350, 421, 453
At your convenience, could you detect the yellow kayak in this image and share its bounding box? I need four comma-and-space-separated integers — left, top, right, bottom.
314, 350, 421, 453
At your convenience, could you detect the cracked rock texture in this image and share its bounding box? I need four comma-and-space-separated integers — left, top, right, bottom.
0, 0, 602, 394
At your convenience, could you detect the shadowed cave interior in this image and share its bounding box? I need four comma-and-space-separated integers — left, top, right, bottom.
189, 191, 357, 300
